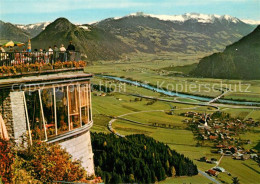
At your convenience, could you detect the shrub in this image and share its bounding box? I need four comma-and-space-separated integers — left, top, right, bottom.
0, 138, 90, 183
0, 139, 14, 183
19, 141, 87, 183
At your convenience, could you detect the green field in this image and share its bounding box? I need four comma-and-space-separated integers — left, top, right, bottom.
157, 175, 212, 184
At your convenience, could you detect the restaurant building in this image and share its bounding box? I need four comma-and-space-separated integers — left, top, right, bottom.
0, 51, 95, 176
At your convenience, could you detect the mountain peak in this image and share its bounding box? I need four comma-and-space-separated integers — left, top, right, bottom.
53, 17, 71, 24
50, 17, 74, 30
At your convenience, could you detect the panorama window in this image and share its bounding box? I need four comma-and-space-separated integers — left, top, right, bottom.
24, 82, 92, 143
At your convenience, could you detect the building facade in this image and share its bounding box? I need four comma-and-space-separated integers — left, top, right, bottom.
0, 58, 95, 176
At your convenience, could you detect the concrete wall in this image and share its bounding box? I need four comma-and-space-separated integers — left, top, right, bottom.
10, 91, 27, 143
59, 130, 95, 176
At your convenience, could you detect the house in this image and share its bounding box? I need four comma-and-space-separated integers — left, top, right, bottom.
200, 157, 208, 162
242, 154, 250, 160
209, 135, 218, 140
250, 154, 258, 159
213, 167, 225, 172
206, 169, 218, 176
225, 151, 233, 156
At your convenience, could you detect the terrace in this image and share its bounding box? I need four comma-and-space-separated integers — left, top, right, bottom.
0, 51, 86, 77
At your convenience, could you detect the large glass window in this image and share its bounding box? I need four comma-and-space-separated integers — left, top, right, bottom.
68, 85, 80, 129
56, 86, 69, 134
41, 89, 55, 137
25, 91, 46, 141
88, 83, 92, 122
80, 84, 89, 126
24, 82, 92, 142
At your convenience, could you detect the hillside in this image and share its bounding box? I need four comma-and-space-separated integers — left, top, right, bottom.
95, 13, 255, 54
92, 133, 198, 183
0, 20, 30, 42
191, 25, 260, 79
31, 18, 133, 60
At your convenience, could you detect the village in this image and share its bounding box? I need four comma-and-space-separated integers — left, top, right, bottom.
181, 111, 259, 177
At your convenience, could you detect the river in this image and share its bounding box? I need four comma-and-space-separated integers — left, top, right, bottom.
99, 75, 260, 106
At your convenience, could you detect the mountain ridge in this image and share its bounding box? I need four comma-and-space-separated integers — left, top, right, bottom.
31, 17, 134, 61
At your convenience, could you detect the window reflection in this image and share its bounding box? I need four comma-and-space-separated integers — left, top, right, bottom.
41, 89, 55, 137
68, 85, 80, 129
56, 86, 69, 134
80, 84, 89, 126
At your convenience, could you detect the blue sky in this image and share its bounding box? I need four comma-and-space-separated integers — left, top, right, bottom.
0, 0, 259, 24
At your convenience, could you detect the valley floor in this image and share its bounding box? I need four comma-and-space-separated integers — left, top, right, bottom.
86, 53, 260, 184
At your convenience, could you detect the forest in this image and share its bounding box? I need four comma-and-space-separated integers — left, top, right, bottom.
91, 133, 198, 183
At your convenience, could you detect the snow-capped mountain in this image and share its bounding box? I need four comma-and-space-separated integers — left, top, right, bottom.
16, 22, 51, 38
110, 12, 260, 25
120, 12, 242, 24
95, 12, 255, 56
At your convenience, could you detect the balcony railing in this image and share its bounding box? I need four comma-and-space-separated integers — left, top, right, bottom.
0, 51, 81, 66
0, 51, 86, 76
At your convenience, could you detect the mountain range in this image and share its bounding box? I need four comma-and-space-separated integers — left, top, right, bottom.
0, 13, 258, 60
16, 22, 51, 38
192, 25, 260, 79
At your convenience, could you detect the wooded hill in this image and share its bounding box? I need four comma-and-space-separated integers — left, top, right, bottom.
91, 133, 198, 183
192, 25, 260, 79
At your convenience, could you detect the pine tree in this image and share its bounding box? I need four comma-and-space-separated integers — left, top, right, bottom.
232, 177, 240, 184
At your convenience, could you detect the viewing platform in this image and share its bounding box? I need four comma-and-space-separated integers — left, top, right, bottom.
0, 51, 85, 78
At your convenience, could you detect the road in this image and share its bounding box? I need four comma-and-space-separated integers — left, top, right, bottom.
198, 170, 221, 184
208, 90, 230, 104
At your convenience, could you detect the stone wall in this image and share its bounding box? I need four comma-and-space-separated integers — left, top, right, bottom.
0, 89, 14, 139
0, 90, 27, 142
59, 130, 95, 176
